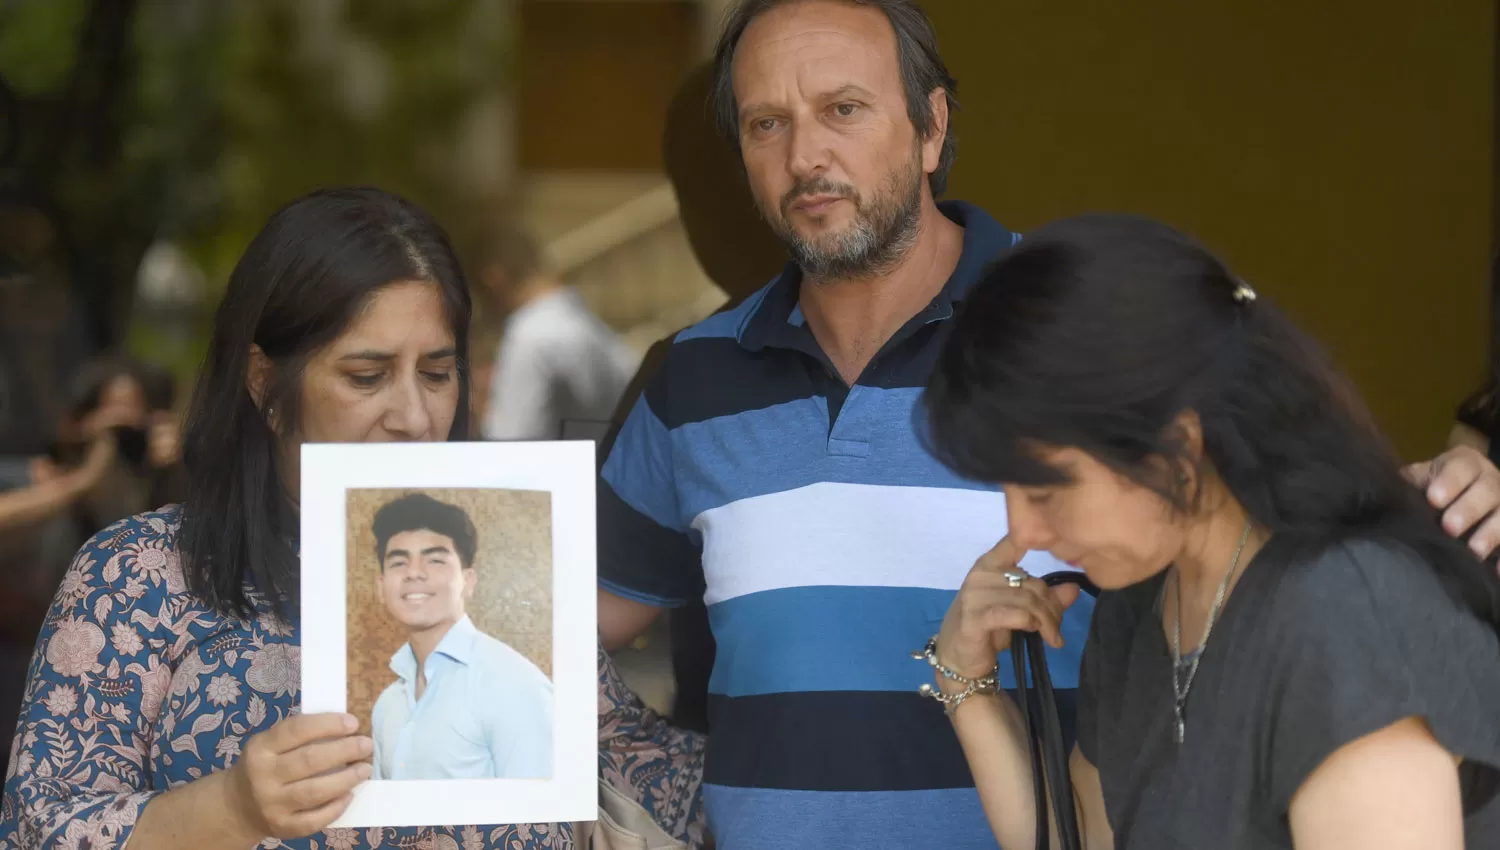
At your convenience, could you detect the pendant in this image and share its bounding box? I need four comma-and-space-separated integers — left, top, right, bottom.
1175, 715, 1185, 744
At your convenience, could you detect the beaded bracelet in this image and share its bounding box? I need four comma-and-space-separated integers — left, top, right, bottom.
910, 635, 999, 715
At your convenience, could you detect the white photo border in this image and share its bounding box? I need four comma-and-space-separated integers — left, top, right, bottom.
300, 441, 597, 829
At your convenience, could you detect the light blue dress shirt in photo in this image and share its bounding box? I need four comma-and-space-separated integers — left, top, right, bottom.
371, 615, 554, 780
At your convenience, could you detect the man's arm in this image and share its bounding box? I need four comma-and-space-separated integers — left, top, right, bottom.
597, 335, 679, 654
596, 364, 704, 646
1446, 422, 1490, 455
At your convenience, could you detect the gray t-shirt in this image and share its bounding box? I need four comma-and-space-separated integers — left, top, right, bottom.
1077, 535, 1500, 848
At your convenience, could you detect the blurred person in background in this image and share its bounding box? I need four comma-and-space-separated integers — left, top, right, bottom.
0, 187, 705, 850
0, 195, 109, 753
0, 353, 178, 759
0, 408, 123, 754
55, 357, 159, 533
136, 358, 190, 507
472, 223, 637, 441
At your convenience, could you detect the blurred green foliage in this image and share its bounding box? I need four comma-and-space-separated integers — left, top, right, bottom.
0, 0, 514, 397
0, 0, 88, 95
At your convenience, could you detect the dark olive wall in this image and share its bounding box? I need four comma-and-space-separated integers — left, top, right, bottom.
926, 0, 1496, 459
519, 1, 700, 170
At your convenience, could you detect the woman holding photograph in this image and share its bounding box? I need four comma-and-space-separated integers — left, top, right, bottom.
921, 215, 1500, 849
0, 187, 705, 850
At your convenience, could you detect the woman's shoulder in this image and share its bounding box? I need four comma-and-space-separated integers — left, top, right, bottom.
83, 504, 185, 551
1271, 534, 1457, 607
1259, 534, 1494, 648
59, 504, 191, 604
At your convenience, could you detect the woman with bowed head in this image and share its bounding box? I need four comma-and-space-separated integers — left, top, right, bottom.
0, 187, 705, 850
921, 214, 1500, 849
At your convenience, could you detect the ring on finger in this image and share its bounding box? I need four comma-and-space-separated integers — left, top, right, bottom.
1003, 570, 1027, 589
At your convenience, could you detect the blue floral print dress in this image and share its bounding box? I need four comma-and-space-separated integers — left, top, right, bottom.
0, 506, 706, 850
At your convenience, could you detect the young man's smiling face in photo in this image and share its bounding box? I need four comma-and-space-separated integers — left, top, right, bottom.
378, 527, 476, 635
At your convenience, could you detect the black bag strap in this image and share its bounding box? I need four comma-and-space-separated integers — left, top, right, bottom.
1009, 571, 1098, 850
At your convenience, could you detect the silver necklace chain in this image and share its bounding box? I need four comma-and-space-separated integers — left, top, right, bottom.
1171, 521, 1252, 745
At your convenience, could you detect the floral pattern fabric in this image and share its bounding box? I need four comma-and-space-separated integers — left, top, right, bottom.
0, 506, 706, 850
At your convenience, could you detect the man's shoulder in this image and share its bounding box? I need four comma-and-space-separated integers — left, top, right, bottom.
669, 278, 780, 348
632, 279, 783, 416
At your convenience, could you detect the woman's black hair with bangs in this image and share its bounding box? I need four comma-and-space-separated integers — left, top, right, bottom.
923, 213, 1500, 628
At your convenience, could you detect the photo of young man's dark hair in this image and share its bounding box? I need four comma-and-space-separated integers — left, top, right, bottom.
372, 493, 479, 571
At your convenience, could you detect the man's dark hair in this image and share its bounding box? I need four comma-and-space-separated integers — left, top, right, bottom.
710, 0, 959, 197
372, 493, 479, 571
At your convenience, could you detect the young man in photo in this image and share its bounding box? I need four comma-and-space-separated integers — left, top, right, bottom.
369, 493, 554, 780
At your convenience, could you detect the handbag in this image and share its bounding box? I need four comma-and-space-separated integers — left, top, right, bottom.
1009, 571, 1098, 850
574, 778, 691, 850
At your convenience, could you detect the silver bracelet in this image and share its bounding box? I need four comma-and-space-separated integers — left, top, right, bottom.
918, 678, 998, 715
911, 635, 998, 714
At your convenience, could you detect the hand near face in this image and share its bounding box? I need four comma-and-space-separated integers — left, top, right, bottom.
1404, 445, 1500, 562
148, 416, 182, 468
935, 537, 1082, 681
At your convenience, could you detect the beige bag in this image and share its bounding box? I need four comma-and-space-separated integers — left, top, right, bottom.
574, 779, 690, 850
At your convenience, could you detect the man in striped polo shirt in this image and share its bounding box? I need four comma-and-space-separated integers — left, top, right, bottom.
597, 2, 1088, 846
596, 0, 1500, 847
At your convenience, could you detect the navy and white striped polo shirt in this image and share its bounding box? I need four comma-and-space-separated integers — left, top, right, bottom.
599, 201, 1096, 849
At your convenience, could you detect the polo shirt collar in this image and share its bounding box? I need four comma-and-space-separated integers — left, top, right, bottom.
737, 200, 1016, 353
389, 614, 479, 679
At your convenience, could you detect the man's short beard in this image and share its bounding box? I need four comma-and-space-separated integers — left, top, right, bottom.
768, 147, 925, 283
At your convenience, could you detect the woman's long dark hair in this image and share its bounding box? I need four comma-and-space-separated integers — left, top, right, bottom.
924, 213, 1500, 629
179, 187, 473, 619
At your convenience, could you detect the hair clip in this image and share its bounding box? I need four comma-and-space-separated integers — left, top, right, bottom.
1231, 280, 1257, 304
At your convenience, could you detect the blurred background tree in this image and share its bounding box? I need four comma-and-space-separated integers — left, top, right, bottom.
0, 0, 515, 394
